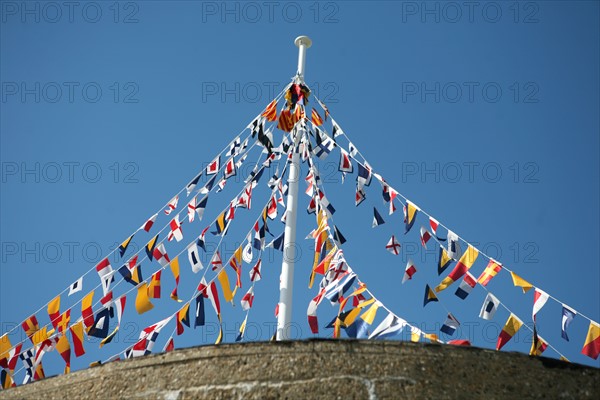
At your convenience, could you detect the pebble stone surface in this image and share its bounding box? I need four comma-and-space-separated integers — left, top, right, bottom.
1, 340, 598, 399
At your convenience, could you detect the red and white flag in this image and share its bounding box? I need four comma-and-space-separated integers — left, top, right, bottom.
429, 217, 440, 236
142, 213, 158, 232
532, 289, 549, 321
249, 259, 262, 282
210, 251, 223, 271
420, 226, 432, 248
164, 196, 179, 215
385, 235, 401, 255
224, 157, 236, 179
402, 259, 417, 284
167, 215, 183, 242
187, 197, 197, 223
153, 243, 170, 267
206, 156, 220, 175
241, 287, 254, 311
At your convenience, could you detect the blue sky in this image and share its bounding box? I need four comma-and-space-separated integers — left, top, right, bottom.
1, 0, 599, 380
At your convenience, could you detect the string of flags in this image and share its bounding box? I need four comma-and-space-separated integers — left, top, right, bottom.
2, 79, 599, 388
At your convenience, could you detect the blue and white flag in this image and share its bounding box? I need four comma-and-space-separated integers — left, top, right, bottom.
561, 305, 576, 341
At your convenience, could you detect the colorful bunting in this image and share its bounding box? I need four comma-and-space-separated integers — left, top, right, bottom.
496, 314, 523, 350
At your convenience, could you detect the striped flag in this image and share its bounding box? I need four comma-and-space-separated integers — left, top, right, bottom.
440, 313, 460, 336
311, 108, 323, 126
262, 99, 278, 121
81, 291, 95, 328
369, 313, 407, 340
477, 259, 502, 286
454, 272, 476, 300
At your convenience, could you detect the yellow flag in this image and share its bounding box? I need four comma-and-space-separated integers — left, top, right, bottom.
0, 334, 11, 362
342, 299, 375, 327
424, 333, 439, 343
510, 271, 533, 293
410, 328, 421, 343
360, 302, 380, 325
217, 269, 234, 303
32, 327, 48, 346
135, 283, 154, 314
169, 257, 182, 302
48, 295, 61, 325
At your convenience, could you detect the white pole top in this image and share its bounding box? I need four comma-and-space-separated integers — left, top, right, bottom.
294, 36, 312, 81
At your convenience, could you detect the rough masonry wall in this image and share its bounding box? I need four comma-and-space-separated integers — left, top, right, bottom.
2, 340, 598, 399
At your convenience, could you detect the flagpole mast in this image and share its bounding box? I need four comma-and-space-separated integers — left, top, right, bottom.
277, 35, 312, 341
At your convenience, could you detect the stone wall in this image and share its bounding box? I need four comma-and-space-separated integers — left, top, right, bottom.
2, 340, 598, 399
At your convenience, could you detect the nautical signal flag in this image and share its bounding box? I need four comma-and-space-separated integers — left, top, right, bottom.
530, 333, 548, 357
250, 259, 262, 282
385, 235, 401, 255
165, 195, 179, 215
581, 322, 600, 360
454, 272, 476, 300
224, 157, 236, 179
477, 259, 502, 286
119, 234, 134, 258
496, 313, 523, 350
88, 307, 111, 339
176, 303, 190, 336
277, 109, 294, 132
118, 260, 143, 287
333, 225, 347, 246
429, 217, 444, 240
369, 313, 407, 340
21, 315, 39, 342
532, 288, 549, 321
95, 257, 114, 296
194, 294, 205, 327
510, 271, 533, 293
355, 187, 366, 206
479, 293, 500, 320
68, 276, 83, 296
446, 230, 462, 260
187, 243, 203, 273
186, 172, 202, 195
561, 305, 576, 341
403, 201, 419, 234
423, 284, 439, 307
373, 207, 385, 228
48, 295, 61, 329
81, 291, 95, 328
153, 243, 170, 267
311, 108, 324, 126
69, 322, 86, 357
206, 156, 220, 175
402, 259, 417, 284
164, 336, 175, 353
145, 235, 159, 261
135, 283, 154, 314
167, 215, 183, 242
148, 271, 162, 299
435, 245, 479, 293
217, 268, 234, 304
440, 313, 460, 336
142, 213, 158, 232
437, 246, 453, 276
357, 163, 372, 187
420, 227, 432, 248
262, 99, 278, 122
339, 149, 353, 173
169, 257, 183, 302
241, 286, 254, 311
236, 315, 248, 342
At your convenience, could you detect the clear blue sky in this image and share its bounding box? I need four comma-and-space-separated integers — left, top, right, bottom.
1, 0, 598, 379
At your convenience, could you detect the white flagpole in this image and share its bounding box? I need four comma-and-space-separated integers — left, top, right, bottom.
276, 35, 312, 341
